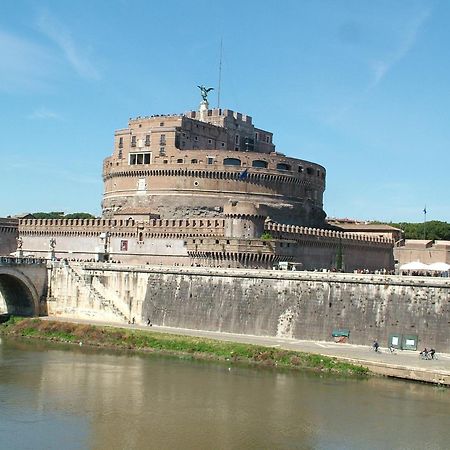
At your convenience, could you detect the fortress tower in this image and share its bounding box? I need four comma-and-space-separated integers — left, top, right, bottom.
102, 102, 327, 227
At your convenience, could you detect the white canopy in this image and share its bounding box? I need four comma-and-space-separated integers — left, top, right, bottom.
399, 261, 429, 271
428, 262, 450, 271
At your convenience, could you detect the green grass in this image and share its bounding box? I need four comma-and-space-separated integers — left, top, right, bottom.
0, 317, 369, 377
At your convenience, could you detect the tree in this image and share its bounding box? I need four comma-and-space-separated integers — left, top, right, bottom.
383, 221, 450, 241
32, 212, 96, 219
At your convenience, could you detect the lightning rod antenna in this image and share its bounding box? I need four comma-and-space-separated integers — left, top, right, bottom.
217, 38, 223, 109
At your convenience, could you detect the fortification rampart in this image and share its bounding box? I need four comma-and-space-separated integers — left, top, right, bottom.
18, 217, 393, 271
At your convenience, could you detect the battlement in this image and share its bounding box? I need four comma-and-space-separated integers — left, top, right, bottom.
264, 222, 394, 246
184, 108, 253, 125
19, 218, 225, 239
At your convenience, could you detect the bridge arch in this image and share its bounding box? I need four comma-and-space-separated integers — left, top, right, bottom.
0, 267, 40, 316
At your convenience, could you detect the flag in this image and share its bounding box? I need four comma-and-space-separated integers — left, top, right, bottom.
239, 168, 249, 180
423, 206, 427, 214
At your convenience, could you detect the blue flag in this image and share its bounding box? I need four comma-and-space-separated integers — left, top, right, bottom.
423, 206, 427, 214
239, 168, 249, 180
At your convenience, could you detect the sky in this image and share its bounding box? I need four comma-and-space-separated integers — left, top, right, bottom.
0, 0, 448, 223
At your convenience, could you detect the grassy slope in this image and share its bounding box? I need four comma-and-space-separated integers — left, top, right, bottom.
0, 317, 369, 377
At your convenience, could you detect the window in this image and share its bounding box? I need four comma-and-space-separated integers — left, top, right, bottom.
255, 132, 259, 141
266, 136, 271, 143
159, 147, 166, 156
207, 157, 214, 165
177, 158, 183, 163
221, 142, 225, 147
118, 149, 123, 159
235, 134, 239, 144
129, 152, 151, 165
277, 163, 291, 171
191, 159, 198, 164
208, 139, 212, 144
298, 166, 303, 173
160, 122, 164, 126
194, 136, 198, 141
145, 135, 150, 146
252, 160, 268, 168
159, 134, 166, 145
306, 167, 313, 175
131, 136, 136, 147
119, 137, 123, 148
223, 158, 241, 166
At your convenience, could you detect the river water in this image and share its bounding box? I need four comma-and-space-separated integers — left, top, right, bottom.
0, 337, 449, 450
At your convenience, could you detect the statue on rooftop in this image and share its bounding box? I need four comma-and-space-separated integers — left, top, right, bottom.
197, 85, 214, 102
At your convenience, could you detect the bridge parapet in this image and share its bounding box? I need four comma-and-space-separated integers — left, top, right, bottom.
0, 256, 47, 266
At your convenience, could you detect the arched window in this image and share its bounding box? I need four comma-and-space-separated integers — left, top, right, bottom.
277, 163, 291, 171
223, 158, 241, 166
252, 160, 268, 168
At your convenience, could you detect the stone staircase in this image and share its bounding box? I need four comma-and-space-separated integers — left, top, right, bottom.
65, 262, 128, 322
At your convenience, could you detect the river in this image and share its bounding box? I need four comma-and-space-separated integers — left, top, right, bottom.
0, 337, 449, 450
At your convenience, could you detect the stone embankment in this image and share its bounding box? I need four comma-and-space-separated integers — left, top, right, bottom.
47, 262, 450, 352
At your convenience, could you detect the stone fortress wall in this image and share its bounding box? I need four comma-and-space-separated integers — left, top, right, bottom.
19, 215, 393, 271
0, 218, 18, 256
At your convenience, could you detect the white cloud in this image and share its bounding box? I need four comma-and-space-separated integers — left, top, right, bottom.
368, 8, 431, 87
28, 107, 63, 121
36, 10, 100, 80
0, 30, 54, 92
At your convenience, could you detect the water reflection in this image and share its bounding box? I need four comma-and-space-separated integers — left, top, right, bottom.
0, 338, 449, 450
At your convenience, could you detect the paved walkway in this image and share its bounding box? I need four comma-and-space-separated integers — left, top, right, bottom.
42, 317, 450, 385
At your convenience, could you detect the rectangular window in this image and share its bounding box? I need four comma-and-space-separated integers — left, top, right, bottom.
208, 139, 212, 144
207, 157, 214, 165
266, 136, 270, 143
255, 132, 259, 141
119, 137, 123, 148
129, 152, 151, 165
159, 134, 166, 145
235, 134, 239, 144
145, 135, 150, 146
160, 147, 166, 156
131, 136, 137, 147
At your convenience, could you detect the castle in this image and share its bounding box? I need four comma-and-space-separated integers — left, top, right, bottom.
16, 93, 394, 271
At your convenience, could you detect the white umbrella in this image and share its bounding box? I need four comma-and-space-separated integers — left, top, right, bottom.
428, 262, 450, 271
400, 261, 429, 271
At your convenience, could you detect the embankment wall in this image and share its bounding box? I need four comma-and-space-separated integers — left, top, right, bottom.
48, 263, 450, 351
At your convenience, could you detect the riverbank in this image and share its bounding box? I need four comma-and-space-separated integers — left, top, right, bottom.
0, 317, 368, 377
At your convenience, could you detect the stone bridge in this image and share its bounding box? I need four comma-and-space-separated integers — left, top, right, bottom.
0, 257, 48, 316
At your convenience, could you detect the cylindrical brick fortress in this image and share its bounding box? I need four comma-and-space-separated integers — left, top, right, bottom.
102, 107, 326, 226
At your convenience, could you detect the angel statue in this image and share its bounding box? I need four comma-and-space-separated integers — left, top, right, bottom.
197, 85, 214, 102
49, 238, 56, 250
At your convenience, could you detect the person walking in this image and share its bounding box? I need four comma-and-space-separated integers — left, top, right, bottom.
373, 340, 379, 352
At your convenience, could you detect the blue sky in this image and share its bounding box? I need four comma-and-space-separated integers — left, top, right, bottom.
0, 0, 448, 222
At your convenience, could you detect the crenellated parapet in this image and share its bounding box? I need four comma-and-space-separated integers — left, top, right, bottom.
19, 218, 225, 239
264, 222, 394, 248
